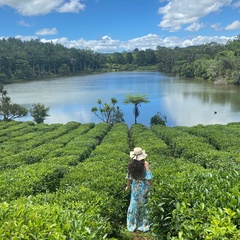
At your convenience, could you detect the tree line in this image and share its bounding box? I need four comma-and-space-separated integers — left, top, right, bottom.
0, 36, 239, 84
156, 36, 240, 84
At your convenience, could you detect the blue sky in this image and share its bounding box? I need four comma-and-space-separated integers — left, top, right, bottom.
0, 0, 239, 52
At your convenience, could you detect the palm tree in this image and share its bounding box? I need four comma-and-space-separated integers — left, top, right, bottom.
123, 93, 150, 124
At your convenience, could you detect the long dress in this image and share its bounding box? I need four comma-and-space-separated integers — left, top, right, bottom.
126, 168, 153, 232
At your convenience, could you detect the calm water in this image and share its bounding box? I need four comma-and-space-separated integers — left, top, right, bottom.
4, 71, 240, 127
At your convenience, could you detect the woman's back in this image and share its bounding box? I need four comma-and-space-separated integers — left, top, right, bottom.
125, 147, 153, 232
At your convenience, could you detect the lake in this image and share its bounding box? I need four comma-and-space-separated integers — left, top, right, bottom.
3, 71, 240, 127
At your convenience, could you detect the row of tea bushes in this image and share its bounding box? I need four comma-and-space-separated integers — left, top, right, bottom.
0, 123, 111, 202
0, 122, 100, 170
0, 162, 68, 202
46, 123, 94, 146
0, 124, 60, 148
32, 122, 96, 162
59, 123, 131, 237
44, 122, 111, 165
151, 125, 215, 159
181, 124, 240, 154
0, 120, 20, 130
151, 125, 239, 169
0, 121, 34, 139
0, 122, 63, 147
130, 123, 171, 157
0, 122, 81, 169
0, 122, 37, 155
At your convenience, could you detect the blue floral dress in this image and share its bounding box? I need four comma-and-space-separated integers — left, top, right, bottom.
126, 168, 153, 232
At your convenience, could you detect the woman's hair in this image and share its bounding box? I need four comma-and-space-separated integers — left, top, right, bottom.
128, 159, 145, 179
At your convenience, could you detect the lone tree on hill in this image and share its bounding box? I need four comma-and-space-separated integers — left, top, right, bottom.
123, 93, 150, 124
91, 97, 124, 124
0, 85, 28, 121
30, 103, 50, 124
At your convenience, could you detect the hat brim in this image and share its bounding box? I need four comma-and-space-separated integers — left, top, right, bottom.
130, 150, 147, 161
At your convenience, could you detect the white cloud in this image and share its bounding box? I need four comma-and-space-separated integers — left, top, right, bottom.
233, 0, 240, 7
122, 34, 162, 51
42, 36, 121, 52
0, 0, 64, 16
181, 35, 232, 47
57, 0, 85, 13
185, 22, 204, 32
158, 0, 232, 32
2, 34, 236, 53
210, 23, 222, 31
35, 28, 58, 36
14, 35, 39, 41
39, 34, 234, 52
18, 20, 31, 27
225, 20, 240, 30
0, 0, 85, 16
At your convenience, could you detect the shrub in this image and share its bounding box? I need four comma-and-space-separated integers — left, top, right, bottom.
150, 112, 167, 126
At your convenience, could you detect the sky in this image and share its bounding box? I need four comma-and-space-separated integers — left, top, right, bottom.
0, 0, 239, 53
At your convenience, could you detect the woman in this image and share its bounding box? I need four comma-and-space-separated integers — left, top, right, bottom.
125, 147, 153, 232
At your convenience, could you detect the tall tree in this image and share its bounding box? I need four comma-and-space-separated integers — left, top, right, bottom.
0, 85, 28, 121
123, 93, 150, 124
91, 98, 124, 124
58, 64, 70, 76
125, 52, 134, 64
156, 46, 175, 73
145, 49, 156, 65
135, 50, 146, 66
111, 52, 125, 64
30, 103, 50, 124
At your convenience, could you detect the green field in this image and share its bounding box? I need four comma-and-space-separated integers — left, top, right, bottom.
0, 121, 239, 239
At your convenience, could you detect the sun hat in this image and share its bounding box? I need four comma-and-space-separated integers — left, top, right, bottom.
130, 147, 147, 161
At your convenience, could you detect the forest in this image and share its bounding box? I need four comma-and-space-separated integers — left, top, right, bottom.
0, 36, 239, 84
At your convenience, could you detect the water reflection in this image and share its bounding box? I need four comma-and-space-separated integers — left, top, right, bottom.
4, 72, 240, 127
183, 89, 240, 112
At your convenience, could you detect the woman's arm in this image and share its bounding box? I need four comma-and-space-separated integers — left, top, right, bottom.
145, 161, 153, 186
144, 161, 150, 171
125, 179, 132, 192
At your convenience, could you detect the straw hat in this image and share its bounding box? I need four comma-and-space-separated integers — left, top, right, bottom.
130, 147, 147, 161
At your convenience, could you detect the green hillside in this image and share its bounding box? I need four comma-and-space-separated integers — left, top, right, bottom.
0, 121, 239, 239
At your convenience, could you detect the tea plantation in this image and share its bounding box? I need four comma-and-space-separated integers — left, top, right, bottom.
0, 121, 239, 239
